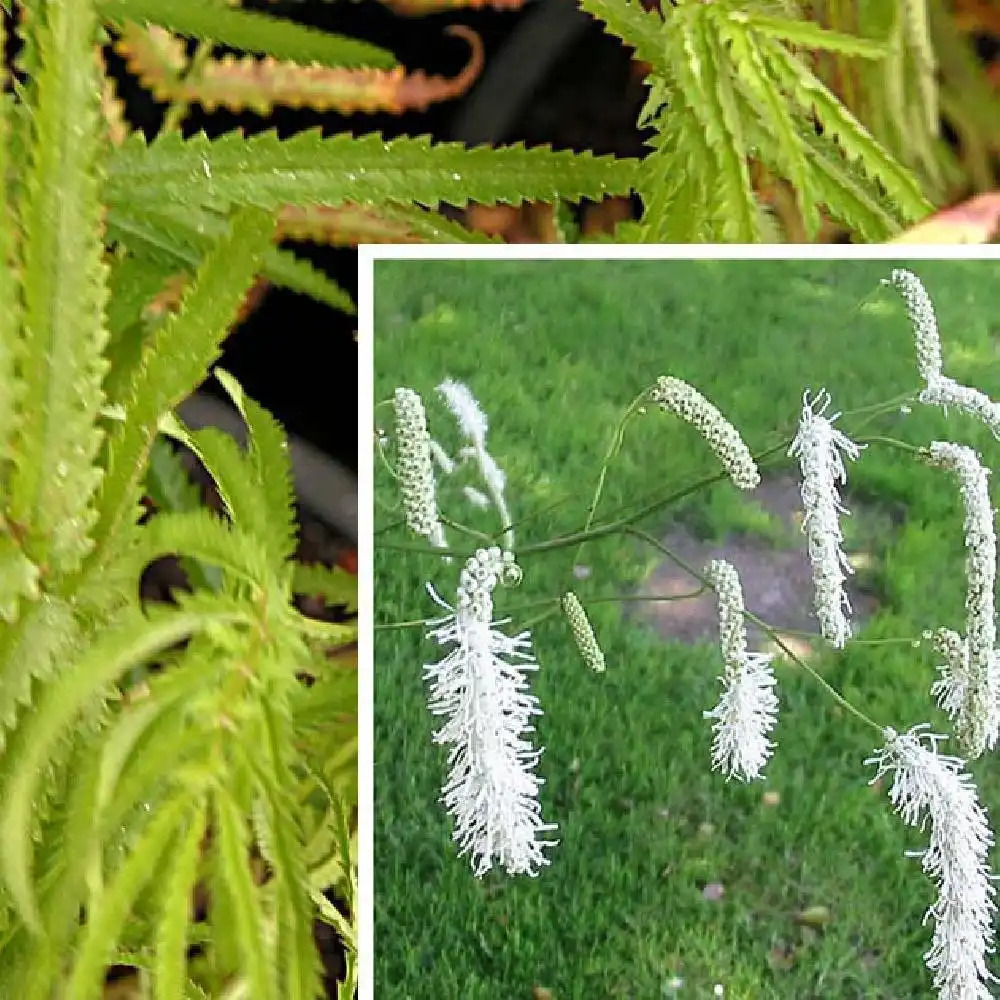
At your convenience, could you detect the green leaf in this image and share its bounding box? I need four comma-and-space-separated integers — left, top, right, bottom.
265, 247, 356, 315
734, 11, 888, 58
8, 0, 110, 573
0, 21, 19, 473
107, 202, 355, 315
716, 16, 821, 238
635, 103, 711, 242
97, 0, 395, 69
796, 128, 904, 240
292, 562, 358, 614
0, 601, 247, 930
371, 202, 498, 243
214, 369, 298, 568
577, 0, 669, 72
0, 595, 78, 743
66, 793, 196, 1000
214, 788, 277, 1000
106, 130, 641, 212
758, 33, 932, 223
154, 802, 207, 1000
669, 8, 758, 240
105, 248, 178, 346
145, 438, 223, 591
128, 507, 273, 588
254, 698, 323, 999
91, 207, 275, 569
0, 536, 40, 622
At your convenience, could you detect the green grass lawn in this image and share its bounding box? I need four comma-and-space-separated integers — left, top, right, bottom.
373, 258, 1000, 999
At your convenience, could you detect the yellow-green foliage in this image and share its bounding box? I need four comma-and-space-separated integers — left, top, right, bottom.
0, 3, 361, 997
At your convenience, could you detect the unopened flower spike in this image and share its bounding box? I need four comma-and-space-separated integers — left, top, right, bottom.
424, 547, 556, 877
703, 559, 779, 782
393, 387, 447, 550
927, 442, 999, 757
649, 376, 760, 490
561, 592, 606, 673
788, 389, 864, 649
437, 378, 515, 549
884, 268, 943, 383
866, 725, 997, 1000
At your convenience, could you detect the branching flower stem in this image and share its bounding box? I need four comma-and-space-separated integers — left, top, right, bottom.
626, 524, 884, 736
573, 389, 650, 569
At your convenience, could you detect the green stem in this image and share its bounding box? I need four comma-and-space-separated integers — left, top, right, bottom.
857, 434, 926, 456
572, 389, 650, 568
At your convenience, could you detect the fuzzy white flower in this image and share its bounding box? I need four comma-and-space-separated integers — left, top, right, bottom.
393, 388, 447, 550
885, 268, 943, 382
561, 592, 606, 673
866, 725, 997, 1000
788, 389, 863, 649
424, 547, 557, 876
703, 559, 779, 781
437, 379, 514, 548
650, 376, 760, 490
928, 442, 999, 756
921, 376, 1000, 440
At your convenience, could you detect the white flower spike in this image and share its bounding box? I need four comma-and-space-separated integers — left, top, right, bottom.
424, 547, 557, 877
921, 377, 1000, 440
866, 726, 997, 1000
650, 376, 760, 490
393, 388, 447, 550
885, 269, 1000, 439
885, 268, 943, 383
788, 389, 864, 649
927, 441, 999, 756
703, 559, 779, 781
437, 378, 515, 548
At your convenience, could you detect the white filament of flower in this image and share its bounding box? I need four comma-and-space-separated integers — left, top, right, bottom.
437, 378, 515, 549
866, 726, 997, 1000
703, 559, 779, 782
424, 547, 557, 877
788, 389, 863, 649
928, 441, 999, 757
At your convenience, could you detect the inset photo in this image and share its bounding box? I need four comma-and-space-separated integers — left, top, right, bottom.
365, 250, 1000, 1000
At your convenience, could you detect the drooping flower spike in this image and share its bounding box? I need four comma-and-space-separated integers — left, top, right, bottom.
649, 376, 760, 490
866, 726, 997, 1000
703, 559, 779, 782
921, 378, 1000, 440
424, 547, 557, 877
788, 389, 864, 649
927, 441, 1000, 757
885, 269, 1000, 439
885, 268, 943, 383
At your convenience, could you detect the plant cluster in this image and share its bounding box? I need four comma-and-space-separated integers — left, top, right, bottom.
378, 270, 1000, 999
